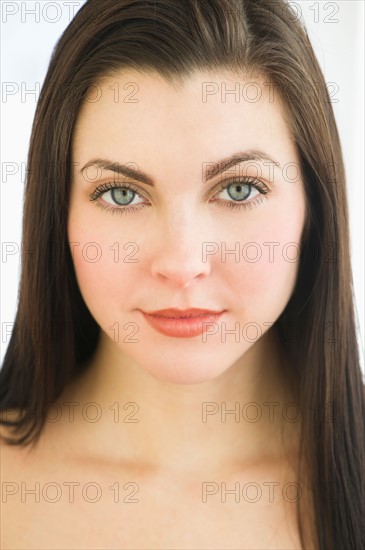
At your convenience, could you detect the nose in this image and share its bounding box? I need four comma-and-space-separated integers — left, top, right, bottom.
149, 209, 212, 289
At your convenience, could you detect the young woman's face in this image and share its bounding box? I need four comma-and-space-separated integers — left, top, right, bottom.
68, 68, 307, 384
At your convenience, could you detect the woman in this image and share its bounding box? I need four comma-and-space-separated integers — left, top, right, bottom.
1, 0, 364, 548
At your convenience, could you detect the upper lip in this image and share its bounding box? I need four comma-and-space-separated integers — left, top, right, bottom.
142, 308, 224, 318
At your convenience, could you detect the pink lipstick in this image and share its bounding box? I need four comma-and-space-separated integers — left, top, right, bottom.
140, 308, 225, 338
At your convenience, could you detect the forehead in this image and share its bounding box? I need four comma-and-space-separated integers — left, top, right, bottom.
72, 68, 297, 168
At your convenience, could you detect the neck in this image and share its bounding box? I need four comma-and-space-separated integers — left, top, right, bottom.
56, 329, 299, 476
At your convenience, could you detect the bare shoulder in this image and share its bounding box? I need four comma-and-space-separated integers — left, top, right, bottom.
0, 409, 24, 449
0, 410, 35, 474
0, 416, 39, 549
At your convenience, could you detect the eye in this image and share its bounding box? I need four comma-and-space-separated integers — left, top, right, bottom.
101, 186, 144, 207
211, 177, 270, 211
89, 176, 270, 216
89, 182, 148, 215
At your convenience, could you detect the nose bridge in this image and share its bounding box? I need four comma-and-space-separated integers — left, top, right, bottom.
149, 203, 212, 287
165, 200, 200, 243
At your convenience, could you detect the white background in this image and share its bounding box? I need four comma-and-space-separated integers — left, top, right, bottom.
1, 1, 364, 372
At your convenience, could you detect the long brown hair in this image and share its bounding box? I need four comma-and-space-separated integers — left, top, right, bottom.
1, 1, 364, 548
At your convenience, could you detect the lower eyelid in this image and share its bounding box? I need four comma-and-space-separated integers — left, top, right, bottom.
213, 195, 266, 210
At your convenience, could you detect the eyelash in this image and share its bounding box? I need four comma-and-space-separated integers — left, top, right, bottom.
89, 177, 270, 216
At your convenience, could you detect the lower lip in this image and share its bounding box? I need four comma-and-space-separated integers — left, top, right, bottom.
141, 311, 224, 338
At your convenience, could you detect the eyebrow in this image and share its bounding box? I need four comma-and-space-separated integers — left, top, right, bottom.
80, 150, 281, 186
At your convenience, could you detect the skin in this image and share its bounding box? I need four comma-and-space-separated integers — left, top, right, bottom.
1, 68, 312, 549
62, 67, 307, 477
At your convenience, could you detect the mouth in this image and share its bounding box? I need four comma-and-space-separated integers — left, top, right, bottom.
139, 308, 225, 338
143, 308, 225, 318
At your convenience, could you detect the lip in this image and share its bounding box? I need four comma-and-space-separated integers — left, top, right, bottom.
144, 308, 224, 318
140, 308, 225, 338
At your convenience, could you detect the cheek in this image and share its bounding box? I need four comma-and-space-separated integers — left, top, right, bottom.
227, 245, 299, 311
68, 219, 137, 324
226, 209, 304, 321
